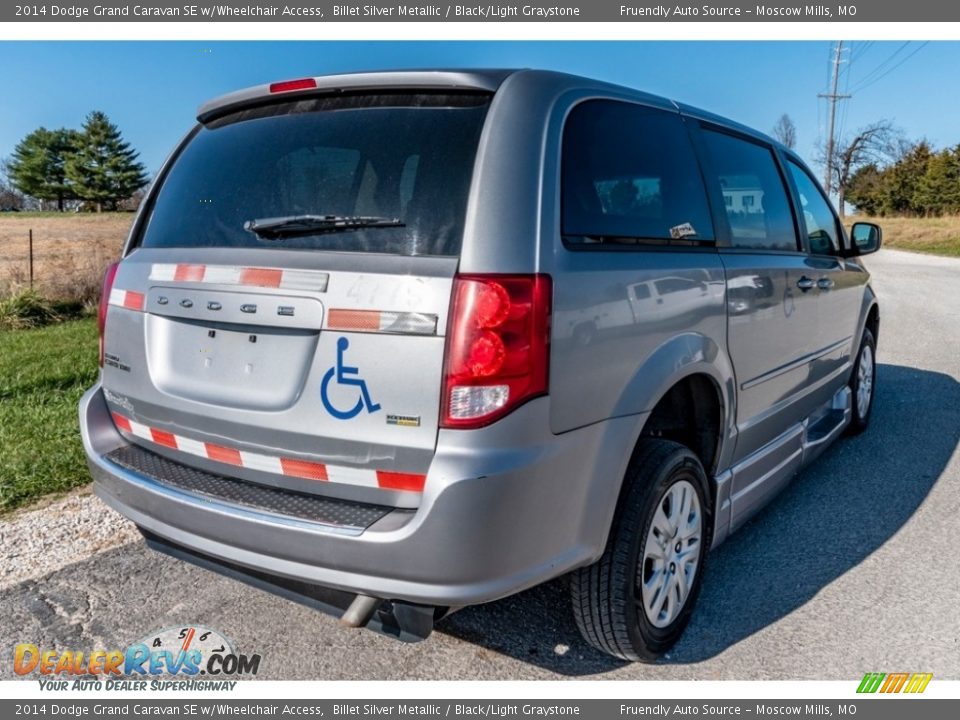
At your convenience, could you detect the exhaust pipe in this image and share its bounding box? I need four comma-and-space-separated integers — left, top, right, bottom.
140, 529, 436, 641
340, 594, 381, 628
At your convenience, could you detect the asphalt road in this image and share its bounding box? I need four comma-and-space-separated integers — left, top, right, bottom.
2, 248, 958, 681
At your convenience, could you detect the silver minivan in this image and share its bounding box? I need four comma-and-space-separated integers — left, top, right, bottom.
80, 69, 881, 661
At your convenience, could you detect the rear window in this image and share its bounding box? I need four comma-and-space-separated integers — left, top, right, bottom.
137, 93, 491, 256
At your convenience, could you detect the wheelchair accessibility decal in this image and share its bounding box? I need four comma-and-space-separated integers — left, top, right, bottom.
321, 337, 382, 420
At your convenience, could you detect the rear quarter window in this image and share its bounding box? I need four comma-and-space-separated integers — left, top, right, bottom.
561, 100, 714, 247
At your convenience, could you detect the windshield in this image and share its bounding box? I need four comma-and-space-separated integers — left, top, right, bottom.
137, 93, 491, 256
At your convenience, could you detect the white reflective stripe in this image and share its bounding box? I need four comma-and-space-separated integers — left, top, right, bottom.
150, 263, 330, 292
326, 309, 438, 335
128, 420, 153, 441
108, 288, 126, 306
202, 266, 244, 285
279, 269, 329, 292
148, 264, 329, 292
149, 264, 178, 281
239, 451, 284, 475
113, 412, 421, 491
175, 436, 207, 459
377, 311, 438, 335
327, 465, 379, 488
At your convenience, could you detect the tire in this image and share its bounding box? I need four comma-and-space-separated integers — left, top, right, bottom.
572, 322, 596, 347
571, 439, 711, 661
845, 327, 876, 436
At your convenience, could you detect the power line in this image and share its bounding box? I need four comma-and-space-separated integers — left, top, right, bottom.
850, 42, 929, 93
849, 40, 875, 64
849, 41, 911, 92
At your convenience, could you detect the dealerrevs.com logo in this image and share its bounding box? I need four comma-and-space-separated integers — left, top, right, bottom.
13, 626, 261, 691
857, 672, 933, 694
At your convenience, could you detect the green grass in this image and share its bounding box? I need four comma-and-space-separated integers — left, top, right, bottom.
0, 317, 99, 512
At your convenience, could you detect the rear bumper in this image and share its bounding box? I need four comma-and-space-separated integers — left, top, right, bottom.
81, 383, 645, 606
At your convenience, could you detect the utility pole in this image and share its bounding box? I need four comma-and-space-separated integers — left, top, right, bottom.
819, 40, 852, 198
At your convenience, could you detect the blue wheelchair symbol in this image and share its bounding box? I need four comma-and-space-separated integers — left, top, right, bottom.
321, 337, 381, 420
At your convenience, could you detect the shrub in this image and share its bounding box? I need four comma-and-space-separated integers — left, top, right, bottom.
0, 289, 63, 330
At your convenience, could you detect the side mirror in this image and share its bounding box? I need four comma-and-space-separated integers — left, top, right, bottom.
849, 222, 882, 256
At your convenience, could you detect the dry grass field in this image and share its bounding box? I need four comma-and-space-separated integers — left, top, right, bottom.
858, 215, 960, 257
0, 212, 133, 302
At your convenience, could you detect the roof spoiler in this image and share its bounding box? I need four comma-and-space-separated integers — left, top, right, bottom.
196, 69, 517, 123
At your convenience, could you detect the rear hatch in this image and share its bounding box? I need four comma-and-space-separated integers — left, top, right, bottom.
100, 89, 492, 508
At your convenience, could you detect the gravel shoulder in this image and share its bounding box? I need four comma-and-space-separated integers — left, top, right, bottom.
0, 487, 139, 592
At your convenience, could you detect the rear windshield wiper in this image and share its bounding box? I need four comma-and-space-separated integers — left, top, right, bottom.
244, 214, 404, 240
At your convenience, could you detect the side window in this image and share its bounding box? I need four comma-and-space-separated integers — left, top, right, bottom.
562, 101, 714, 245
700, 130, 798, 252
786, 160, 842, 256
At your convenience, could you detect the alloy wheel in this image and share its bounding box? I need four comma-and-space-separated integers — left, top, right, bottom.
638, 479, 702, 628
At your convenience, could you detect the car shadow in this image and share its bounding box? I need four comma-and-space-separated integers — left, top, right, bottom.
435, 363, 960, 674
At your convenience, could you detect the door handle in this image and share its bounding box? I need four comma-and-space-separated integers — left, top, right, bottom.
797, 276, 815, 291
817, 278, 835, 290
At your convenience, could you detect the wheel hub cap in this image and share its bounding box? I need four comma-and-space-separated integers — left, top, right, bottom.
638, 479, 703, 628
857, 344, 874, 418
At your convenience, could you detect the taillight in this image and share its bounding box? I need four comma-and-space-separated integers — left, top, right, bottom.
441, 274, 551, 429
98, 262, 119, 367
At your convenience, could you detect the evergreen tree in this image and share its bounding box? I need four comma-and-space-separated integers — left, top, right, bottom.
846, 164, 887, 216
7, 127, 77, 210
65, 111, 147, 212
915, 146, 960, 215
883, 141, 933, 216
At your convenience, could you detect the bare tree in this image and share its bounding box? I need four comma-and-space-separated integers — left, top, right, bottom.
771, 114, 797, 149
0, 157, 24, 211
820, 120, 901, 217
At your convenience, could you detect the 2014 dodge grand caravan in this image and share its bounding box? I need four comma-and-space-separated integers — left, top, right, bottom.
80, 69, 882, 661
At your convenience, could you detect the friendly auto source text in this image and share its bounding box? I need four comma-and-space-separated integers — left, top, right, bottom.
620, 5, 848, 18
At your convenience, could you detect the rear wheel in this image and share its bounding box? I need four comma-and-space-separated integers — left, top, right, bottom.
571, 439, 711, 661
846, 327, 876, 435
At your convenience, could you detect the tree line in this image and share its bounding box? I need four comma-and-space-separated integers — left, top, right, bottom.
2, 111, 147, 212
773, 113, 960, 219
845, 142, 960, 217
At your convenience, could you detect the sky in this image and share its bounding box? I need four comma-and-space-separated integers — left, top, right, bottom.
1, 41, 957, 177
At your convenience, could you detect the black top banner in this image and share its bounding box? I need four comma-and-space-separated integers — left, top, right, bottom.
4, 1, 957, 22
